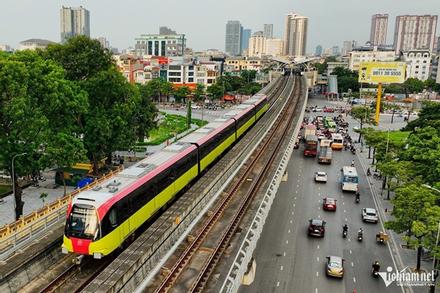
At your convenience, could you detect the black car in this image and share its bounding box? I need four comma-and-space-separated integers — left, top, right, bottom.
308, 219, 326, 237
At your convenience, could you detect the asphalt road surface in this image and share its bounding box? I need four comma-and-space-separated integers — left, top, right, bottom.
239, 99, 404, 293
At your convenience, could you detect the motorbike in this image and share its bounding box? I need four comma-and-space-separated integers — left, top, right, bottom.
342, 230, 347, 238
357, 231, 363, 241
372, 266, 380, 277
351, 148, 356, 155
355, 196, 360, 204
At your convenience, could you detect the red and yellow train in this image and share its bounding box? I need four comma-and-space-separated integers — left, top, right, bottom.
62, 94, 268, 258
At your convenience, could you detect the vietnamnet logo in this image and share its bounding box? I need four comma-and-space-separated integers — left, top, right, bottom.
379, 266, 435, 287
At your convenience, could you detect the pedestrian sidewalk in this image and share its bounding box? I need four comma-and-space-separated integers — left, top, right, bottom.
344, 114, 433, 293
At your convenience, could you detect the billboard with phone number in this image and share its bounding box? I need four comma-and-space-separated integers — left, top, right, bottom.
358, 62, 406, 84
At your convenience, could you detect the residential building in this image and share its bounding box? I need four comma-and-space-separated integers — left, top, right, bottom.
332, 46, 340, 56
60, 6, 90, 44
342, 41, 357, 56
241, 29, 252, 51
348, 46, 396, 71
315, 45, 323, 56
225, 56, 265, 73
225, 20, 243, 56
402, 50, 431, 81
327, 61, 349, 76
431, 55, 440, 83
134, 34, 186, 57
0, 44, 12, 52
159, 26, 177, 35
370, 14, 388, 46
265, 39, 284, 57
97, 37, 109, 49
248, 31, 265, 57
394, 15, 438, 54
264, 24, 274, 39
283, 12, 308, 57
18, 39, 56, 51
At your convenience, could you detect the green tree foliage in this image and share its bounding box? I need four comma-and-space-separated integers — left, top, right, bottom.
0, 51, 87, 219
350, 106, 375, 142
331, 67, 360, 93
404, 78, 425, 95
174, 86, 191, 103
405, 101, 440, 132
240, 70, 257, 82
193, 83, 205, 101
207, 83, 225, 100
135, 84, 158, 141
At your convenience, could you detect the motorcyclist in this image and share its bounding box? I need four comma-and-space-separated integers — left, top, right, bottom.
343, 224, 348, 235
367, 168, 371, 176
372, 261, 380, 273
355, 190, 360, 200
351, 160, 355, 167
358, 228, 363, 237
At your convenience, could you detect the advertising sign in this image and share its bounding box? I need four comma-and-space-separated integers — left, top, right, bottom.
358, 62, 406, 84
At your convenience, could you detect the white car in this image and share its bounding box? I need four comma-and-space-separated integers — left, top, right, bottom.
362, 208, 378, 223
315, 171, 328, 183
191, 105, 201, 109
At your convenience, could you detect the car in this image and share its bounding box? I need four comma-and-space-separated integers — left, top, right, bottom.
313, 108, 323, 112
191, 105, 201, 109
362, 208, 378, 223
326, 256, 344, 278
315, 171, 328, 183
323, 197, 337, 211
308, 219, 326, 237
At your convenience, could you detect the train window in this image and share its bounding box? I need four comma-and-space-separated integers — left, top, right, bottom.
109, 208, 117, 228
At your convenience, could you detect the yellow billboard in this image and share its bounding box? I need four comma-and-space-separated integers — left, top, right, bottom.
358, 62, 406, 84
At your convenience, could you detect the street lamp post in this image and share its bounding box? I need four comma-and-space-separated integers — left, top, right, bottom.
12, 152, 27, 220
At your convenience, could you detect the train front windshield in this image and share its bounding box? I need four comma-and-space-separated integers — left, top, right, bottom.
66, 204, 99, 240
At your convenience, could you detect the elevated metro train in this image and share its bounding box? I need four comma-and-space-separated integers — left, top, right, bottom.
62, 94, 269, 258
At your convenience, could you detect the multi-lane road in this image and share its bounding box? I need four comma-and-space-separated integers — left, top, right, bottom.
240, 96, 404, 293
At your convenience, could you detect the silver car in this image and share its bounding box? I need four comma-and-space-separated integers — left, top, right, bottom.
362, 208, 378, 223
315, 171, 328, 183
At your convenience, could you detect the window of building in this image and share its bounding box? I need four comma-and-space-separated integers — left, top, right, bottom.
169, 65, 181, 70
189, 65, 194, 70
188, 78, 194, 82
188, 72, 194, 76
169, 78, 181, 82
168, 72, 181, 77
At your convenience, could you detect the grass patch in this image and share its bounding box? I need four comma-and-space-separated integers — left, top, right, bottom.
140, 114, 208, 146
0, 185, 11, 196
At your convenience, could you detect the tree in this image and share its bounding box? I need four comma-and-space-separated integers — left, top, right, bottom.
404, 78, 424, 95
350, 106, 375, 142
42, 35, 113, 81
0, 51, 88, 219
135, 84, 158, 141
240, 70, 257, 83
174, 86, 191, 103
405, 101, 440, 132
193, 83, 205, 101
160, 80, 174, 103
207, 83, 225, 100
331, 67, 360, 93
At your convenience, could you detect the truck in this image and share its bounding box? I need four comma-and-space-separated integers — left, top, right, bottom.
318, 139, 333, 164
303, 124, 317, 140
304, 134, 318, 157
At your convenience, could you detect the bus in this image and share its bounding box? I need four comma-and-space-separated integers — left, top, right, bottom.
331, 133, 344, 150
324, 117, 337, 132
341, 166, 359, 192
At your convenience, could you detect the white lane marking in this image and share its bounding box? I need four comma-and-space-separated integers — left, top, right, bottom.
318, 214, 321, 219
286, 240, 289, 244
344, 209, 346, 213
315, 288, 318, 293
288, 229, 291, 233
290, 220, 293, 224
343, 202, 345, 205
318, 186, 320, 190
348, 238, 351, 242
317, 245, 320, 249
318, 207, 321, 210
277, 281, 280, 287
317, 257, 319, 262
316, 271, 319, 277
345, 218, 348, 222
349, 250, 352, 254
283, 251, 286, 256
295, 190, 298, 194
293, 204, 296, 207
353, 277, 356, 283
291, 211, 294, 215
294, 196, 297, 200
296, 184, 299, 188
351, 262, 354, 267
280, 265, 284, 271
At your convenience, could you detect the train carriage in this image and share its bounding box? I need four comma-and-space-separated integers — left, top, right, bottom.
62, 93, 268, 258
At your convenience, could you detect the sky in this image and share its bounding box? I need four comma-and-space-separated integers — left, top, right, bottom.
0, 0, 439, 53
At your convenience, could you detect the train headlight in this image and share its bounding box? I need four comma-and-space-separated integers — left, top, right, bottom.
93, 252, 103, 259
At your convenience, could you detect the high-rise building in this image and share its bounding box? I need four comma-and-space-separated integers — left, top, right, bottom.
248, 31, 265, 57
134, 34, 186, 57
332, 46, 340, 56
264, 24, 274, 39
394, 15, 438, 54
283, 12, 308, 57
97, 37, 109, 49
225, 21, 243, 56
265, 39, 284, 57
315, 45, 323, 56
241, 29, 252, 51
342, 40, 357, 56
159, 26, 177, 35
370, 14, 388, 46
60, 6, 90, 44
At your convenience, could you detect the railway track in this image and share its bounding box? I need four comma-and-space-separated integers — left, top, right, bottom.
29, 76, 289, 293
153, 77, 301, 292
